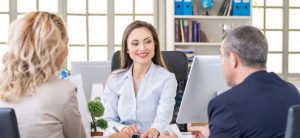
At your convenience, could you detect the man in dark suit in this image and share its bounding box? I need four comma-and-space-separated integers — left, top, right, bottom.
189, 26, 300, 138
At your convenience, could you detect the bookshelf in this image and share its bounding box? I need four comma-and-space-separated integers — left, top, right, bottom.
166, 0, 252, 126
166, 0, 252, 55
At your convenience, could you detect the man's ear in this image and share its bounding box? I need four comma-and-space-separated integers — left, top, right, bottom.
229, 52, 238, 68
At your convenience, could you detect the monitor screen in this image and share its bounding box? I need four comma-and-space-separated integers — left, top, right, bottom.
71, 61, 111, 101
176, 55, 230, 124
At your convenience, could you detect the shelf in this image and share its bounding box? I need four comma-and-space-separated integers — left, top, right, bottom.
174, 42, 222, 46
174, 15, 251, 20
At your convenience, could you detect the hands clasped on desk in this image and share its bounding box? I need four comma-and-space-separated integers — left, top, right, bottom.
109, 125, 175, 138
109, 125, 209, 138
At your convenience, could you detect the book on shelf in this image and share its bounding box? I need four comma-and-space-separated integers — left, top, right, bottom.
192, 20, 198, 42
188, 20, 193, 42
180, 19, 185, 42
175, 19, 208, 43
199, 30, 208, 42
218, 0, 233, 16
183, 20, 189, 43
175, 19, 181, 42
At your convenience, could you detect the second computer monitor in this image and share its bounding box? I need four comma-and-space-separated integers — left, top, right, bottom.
176, 55, 230, 124
71, 61, 111, 101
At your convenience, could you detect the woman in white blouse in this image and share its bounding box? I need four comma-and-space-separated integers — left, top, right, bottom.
0, 12, 86, 138
103, 20, 177, 138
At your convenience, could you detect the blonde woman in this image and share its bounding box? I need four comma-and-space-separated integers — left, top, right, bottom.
0, 12, 86, 138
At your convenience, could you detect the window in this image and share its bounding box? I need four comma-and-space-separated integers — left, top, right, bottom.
0, 0, 9, 69
253, 0, 300, 78
66, 0, 156, 68
0, 0, 157, 69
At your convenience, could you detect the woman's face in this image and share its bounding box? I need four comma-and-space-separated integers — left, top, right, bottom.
55, 36, 69, 70
127, 27, 155, 66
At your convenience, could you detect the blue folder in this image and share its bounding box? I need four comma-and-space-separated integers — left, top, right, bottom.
183, 0, 193, 15
232, 0, 250, 16
232, 0, 242, 16
241, 0, 250, 16
175, 0, 183, 15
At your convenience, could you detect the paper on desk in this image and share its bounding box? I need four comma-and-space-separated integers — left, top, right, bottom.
68, 74, 92, 136
91, 83, 104, 103
168, 124, 192, 138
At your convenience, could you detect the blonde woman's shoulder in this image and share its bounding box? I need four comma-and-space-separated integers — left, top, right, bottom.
36, 77, 77, 99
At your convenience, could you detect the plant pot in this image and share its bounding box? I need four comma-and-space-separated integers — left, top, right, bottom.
91, 132, 103, 136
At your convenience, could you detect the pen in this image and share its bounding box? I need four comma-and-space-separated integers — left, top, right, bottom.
113, 126, 120, 133
164, 131, 170, 136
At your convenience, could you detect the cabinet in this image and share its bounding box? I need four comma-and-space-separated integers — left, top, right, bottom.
166, 0, 252, 55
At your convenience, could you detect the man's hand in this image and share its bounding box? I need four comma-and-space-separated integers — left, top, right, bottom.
188, 125, 209, 138
121, 126, 139, 137
141, 128, 160, 138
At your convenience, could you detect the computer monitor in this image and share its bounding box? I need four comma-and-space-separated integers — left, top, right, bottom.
71, 61, 111, 101
176, 55, 230, 124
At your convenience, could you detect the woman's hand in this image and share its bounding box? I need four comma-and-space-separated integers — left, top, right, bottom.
109, 131, 131, 138
121, 125, 139, 137
141, 128, 160, 138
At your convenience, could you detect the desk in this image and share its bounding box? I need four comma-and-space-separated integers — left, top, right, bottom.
191, 122, 208, 126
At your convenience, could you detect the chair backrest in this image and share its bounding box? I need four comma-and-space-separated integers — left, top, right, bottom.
111, 50, 188, 131
0, 108, 20, 138
111, 50, 188, 81
285, 105, 300, 138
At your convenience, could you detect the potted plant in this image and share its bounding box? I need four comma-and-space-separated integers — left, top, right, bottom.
88, 100, 108, 136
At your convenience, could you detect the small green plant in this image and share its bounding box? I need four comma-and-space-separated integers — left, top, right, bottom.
88, 100, 108, 132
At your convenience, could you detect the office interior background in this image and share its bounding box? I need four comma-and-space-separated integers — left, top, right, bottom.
0, 0, 299, 89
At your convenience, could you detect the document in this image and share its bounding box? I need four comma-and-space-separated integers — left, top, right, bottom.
91, 83, 104, 103
68, 74, 92, 136
168, 124, 192, 138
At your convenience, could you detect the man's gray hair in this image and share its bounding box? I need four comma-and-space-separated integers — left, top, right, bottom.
222, 25, 268, 68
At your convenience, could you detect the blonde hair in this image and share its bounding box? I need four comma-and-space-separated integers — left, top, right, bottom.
0, 12, 67, 102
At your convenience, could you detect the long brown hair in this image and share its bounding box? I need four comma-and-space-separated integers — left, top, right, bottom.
120, 20, 166, 69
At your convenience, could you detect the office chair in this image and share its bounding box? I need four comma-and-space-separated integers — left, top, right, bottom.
0, 108, 20, 138
285, 105, 300, 138
111, 51, 188, 78
111, 50, 188, 131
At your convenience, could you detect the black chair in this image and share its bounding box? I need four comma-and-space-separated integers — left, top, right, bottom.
0, 108, 20, 138
285, 105, 300, 138
111, 50, 188, 131
111, 51, 188, 79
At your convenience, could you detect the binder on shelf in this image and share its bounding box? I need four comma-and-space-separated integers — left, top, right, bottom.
241, 0, 250, 16
232, 0, 242, 16
183, 0, 193, 15
175, 0, 183, 15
